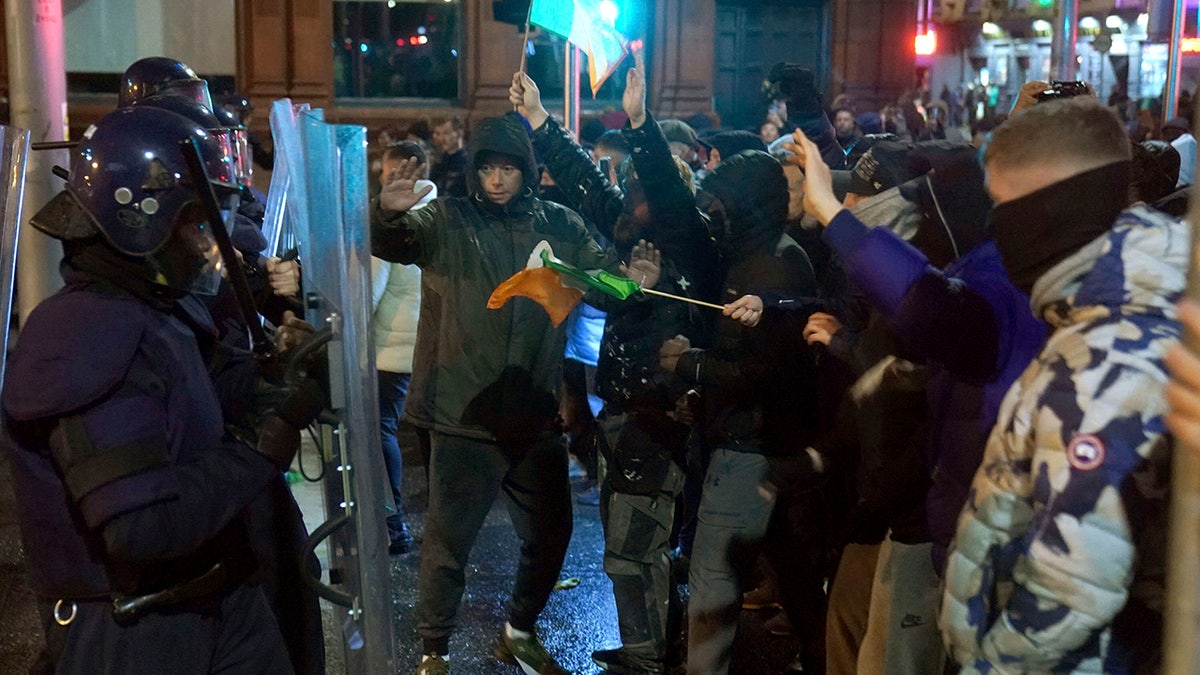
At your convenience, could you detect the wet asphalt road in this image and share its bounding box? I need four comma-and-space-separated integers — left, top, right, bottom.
0, 439, 808, 674
386, 457, 805, 674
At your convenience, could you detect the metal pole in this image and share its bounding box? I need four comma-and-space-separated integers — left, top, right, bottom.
1050, 0, 1080, 80
1165, 102, 1200, 675
1164, 0, 1188, 119
563, 42, 582, 135
563, 41, 571, 132
5, 0, 68, 325
571, 45, 582, 135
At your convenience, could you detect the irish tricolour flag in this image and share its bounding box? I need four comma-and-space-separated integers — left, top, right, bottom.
531, 0, 629, 96
487, 241, 641, 326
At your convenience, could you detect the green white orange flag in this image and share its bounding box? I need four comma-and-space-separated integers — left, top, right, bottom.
530, 0, 629, 96
487, 241, 641, 326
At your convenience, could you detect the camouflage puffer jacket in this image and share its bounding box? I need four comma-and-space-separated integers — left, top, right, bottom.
940, 205, 1187, 673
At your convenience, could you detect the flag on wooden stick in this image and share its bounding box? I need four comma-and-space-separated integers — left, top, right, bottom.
530, 0, 629, 96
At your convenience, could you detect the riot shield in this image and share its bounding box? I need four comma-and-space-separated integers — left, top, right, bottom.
0, 126, 32, 394
280, 107, 395, 674
262, 99, 310, 257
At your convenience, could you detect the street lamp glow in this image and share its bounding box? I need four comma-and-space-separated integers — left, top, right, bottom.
1105, 15, 1123, 29
1032, 19, 1052, 33
1079, 17, 1100, 31
599, 0, 618, 26
1137, 13, 1148, 28
982, 21, 1002, 37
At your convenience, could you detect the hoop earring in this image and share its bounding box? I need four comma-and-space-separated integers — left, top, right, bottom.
522, 186, 535, 198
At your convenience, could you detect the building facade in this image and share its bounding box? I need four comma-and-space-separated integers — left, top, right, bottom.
1, 0, 918, 139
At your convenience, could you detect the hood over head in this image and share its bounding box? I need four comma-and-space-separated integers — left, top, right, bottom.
897, 141, 993, 267
701, 150, 789, 256
467, 114, 539, 202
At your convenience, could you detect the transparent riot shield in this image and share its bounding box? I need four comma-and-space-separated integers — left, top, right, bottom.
0, 126, 32, 393
282, 108, 395, 674
262, 99, 310, 257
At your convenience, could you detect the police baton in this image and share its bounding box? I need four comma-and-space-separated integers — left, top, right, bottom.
179, 137, 276, 361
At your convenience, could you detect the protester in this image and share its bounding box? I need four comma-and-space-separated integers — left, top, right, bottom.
833, 107, 860, 153
373, 110, 661, 675
699, 130, 767, 173
659, 118, 703, 172
760, 119, 782, 145
662, 149, 825, 674
372, 141, 434, 556
429, 115, 468, 198
1130, 140, 1182, 206
511, 49, 719, 672
933, 97, 1180, 672
1163, 116, 1196, 187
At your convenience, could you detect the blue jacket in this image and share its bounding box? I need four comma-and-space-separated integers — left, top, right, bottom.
823, 210, 1046, 567
941, 205, 1184, 672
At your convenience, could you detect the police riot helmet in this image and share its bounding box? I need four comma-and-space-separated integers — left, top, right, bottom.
30, 106, 239, 295
133, 95, 250, 188
118, 57, 214, 111
213, 104, 252, 187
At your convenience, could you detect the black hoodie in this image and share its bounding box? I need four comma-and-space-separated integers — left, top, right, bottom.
676, 151, 822, 456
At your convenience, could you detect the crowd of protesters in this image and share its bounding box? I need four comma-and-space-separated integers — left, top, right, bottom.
364, 54, 1199, 675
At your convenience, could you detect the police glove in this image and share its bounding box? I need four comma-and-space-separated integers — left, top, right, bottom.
255, 376, 326, 470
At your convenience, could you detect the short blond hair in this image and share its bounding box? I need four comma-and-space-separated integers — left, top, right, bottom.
985, 97, 1129, 171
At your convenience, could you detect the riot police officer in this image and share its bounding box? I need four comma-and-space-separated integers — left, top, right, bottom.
1, 105, 321, 673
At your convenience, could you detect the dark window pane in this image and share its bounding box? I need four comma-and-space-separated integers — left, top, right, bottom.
333, 0, 462, 100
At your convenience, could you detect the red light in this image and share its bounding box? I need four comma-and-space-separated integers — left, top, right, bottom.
1184, 37, 1200, 53
409, 36, 419, 45
915, 30, 937, 56
396, 38, 404, 47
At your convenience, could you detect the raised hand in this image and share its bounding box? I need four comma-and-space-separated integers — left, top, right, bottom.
379, 157, 434, 213
782, 129, 844, 227
621, 239, 662, 289
509, 72, 550, 130
622, 46, 647, 128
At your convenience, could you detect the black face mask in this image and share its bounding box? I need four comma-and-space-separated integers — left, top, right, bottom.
989, 161, 1130, 295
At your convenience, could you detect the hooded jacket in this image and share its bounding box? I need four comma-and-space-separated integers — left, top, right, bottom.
675, 151, 820, 455
821, 151, 1047, 568
940, 206, 1184, 673
372, 115, 611, 443
530, 113, 719, 415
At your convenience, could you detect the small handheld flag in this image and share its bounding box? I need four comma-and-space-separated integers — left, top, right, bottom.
487, 241, 639, 326
487, 241, 728, 326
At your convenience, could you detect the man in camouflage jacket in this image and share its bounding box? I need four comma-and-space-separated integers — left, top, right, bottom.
939, 98, 1185, 673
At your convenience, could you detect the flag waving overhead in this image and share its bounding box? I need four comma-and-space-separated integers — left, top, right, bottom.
530, 0, 629, 96
488, 241, 641, 326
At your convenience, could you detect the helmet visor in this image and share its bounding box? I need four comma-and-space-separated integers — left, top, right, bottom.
160, 79, 215, 113
201, 127, 241, 189
145, 201, 225, 296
